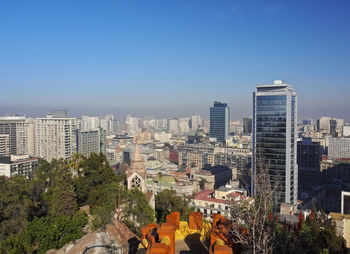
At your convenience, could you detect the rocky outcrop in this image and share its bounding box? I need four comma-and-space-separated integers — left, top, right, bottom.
46, 219, 139, 254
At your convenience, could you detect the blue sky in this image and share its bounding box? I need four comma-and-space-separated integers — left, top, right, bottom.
0, 0, 349, 120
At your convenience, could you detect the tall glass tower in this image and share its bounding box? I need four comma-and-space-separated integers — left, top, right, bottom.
252, 80, 298, 205
210, 101, 230, 144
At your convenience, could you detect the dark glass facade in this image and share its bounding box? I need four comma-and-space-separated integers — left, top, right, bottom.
252, 81, 298, 205
210, 101, 229, 144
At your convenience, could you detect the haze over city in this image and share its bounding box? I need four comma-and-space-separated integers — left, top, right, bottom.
1, 0, 350, 120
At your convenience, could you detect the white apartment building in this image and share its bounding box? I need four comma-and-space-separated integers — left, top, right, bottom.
0, 116, 29, 155
34, 117, 77, 161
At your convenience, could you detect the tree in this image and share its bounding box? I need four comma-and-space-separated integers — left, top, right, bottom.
27, 212, 88, 254
0, 175, 32, 241
45, 166, 78, 217
155, 189, 194, 223
274, 208, 347, 253
74, 153, 121, 206
228, 161, 280, 254
121, 188, 155, 234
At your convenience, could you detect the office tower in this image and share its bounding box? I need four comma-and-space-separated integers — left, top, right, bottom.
191, 114, 201, 131
77, 128, 106, 157
210, 101, 230, 144
34, 113, 77, 161
243, 117, 253, 134
0, 135, 9, 156
297, 139, 321, 190
0, 116, 29, 155
328, 137, 350, 160
318, 117, 331, 133
252, 80, 298, 205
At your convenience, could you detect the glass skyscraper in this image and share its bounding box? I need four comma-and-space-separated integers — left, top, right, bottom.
210, 101, 230, 144
252, 80, 298, 205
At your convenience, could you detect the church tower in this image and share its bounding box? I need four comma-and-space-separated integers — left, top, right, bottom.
126, 143, 147, 193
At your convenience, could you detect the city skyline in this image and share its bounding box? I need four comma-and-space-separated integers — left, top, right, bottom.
1, 1, 350, 120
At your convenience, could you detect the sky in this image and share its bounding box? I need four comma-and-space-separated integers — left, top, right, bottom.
0, 0, 349, 120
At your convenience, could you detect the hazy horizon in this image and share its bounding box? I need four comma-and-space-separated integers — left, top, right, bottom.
1, 1, 349, 121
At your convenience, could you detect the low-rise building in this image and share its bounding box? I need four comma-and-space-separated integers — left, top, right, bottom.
191, 165, 233, 190
192, 187, 252, 220
0, 155, 39, 179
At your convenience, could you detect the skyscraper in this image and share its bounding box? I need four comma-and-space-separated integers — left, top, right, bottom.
210, 101, 230, 144
252, 80, 298, 206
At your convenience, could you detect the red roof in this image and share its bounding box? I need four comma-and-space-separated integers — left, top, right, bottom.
194, 190, 227, 204
227, 192, 240, 198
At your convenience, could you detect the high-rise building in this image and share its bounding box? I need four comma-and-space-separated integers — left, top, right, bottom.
318, 117, 331, 133
210, 101, 230, 144
0, 134, 9, 156
243, 117, 253, 135
76, 128, 106, 157
168, 118, 178, 134
191, 114, 201, 131
34, 114, 77, 161
252, 80, 298, 205
297, 139, 321, 191
0, 116, 28, 155
178, 118, 190, 134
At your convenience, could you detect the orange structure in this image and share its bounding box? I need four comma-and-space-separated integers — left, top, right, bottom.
145, 243, 170, 254
158, 223, 176, 254
141, 222, 158, 243
211, 213, 233, 247
140, 211, 235, 254
166, 212, 180, 229
189, 212, 203, 230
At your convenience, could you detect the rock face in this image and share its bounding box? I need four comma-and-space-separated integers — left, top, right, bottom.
46, 219, 140, 254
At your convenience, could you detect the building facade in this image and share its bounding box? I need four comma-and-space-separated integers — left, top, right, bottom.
0, 155, 39, 179
210, 101, 230, 144
77, 128, 106, 157
252, 80, 298, 205
0, 116, 29, 155
0, 134, 9, 156
328, 137, 350, 160
178, 144, 218, 169
34, 117, 77, 161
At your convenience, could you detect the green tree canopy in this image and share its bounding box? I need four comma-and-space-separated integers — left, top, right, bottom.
155, 189, 194, 223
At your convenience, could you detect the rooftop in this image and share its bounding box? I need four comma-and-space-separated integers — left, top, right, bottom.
195, 190, 227, 204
